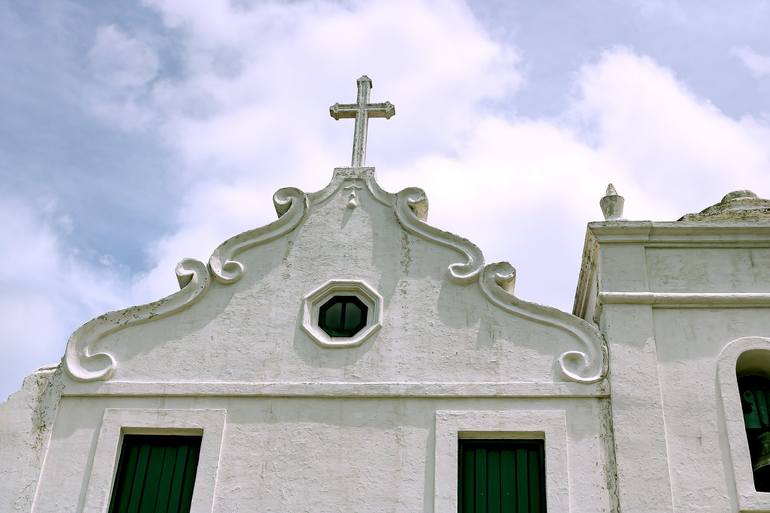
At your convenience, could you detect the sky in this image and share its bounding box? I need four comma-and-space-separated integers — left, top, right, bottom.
1, 0, 770, 400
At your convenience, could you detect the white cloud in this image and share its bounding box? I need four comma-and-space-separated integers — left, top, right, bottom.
573, 49, 770, 217
105, 0, 521, 171
0, 197, 128, 400
386, 48, 770, 304
122, 2, 770, 308
6, 0, 770, 399
89, 24, 159, 88
119, 0, 523, 299
629, 0, 686, 20
87, 24, 161, 128
733, 45, 770, 78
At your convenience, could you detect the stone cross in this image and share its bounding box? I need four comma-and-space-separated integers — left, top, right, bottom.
330, 75, 395, 167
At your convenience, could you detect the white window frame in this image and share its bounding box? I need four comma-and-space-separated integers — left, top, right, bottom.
82, 408, 226, 513
301, 279, 383, 348
718, 336, 770, 511
434, 409, 570, 513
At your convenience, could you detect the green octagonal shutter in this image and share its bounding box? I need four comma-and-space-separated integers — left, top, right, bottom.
459, 439, 546, 513
108, 434, 202, 513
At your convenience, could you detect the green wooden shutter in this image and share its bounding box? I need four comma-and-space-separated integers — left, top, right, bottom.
459, 439, 546, 513
108, 435, 202, 513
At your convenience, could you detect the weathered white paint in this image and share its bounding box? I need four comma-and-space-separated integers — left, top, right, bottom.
28, 397, 609, 513
60, 167, 606, 387
574, 190, 770, 513
2, 101, 770, 513
0, 164, 611, 513
0, 366, 62, 513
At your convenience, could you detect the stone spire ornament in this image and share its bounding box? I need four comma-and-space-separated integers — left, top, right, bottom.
600, 183, 625, 221
330, 75, 396, 167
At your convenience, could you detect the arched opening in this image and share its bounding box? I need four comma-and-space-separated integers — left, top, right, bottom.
737, 349, 770, 492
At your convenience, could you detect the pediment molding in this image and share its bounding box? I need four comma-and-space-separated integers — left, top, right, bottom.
394, 187, 483, 284
479, 263, 607, 384
64, 258, 212, 382
64, 188, 308, 382
63, 168, 607, 385
209, 187, 309, 284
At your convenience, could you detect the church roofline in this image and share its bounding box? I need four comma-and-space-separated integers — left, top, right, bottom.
573, 215, 770, 320
63, 164, 607, 386
63, 77, 607, 387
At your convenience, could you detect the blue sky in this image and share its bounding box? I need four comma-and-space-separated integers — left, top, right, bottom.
2, 0, 770, 399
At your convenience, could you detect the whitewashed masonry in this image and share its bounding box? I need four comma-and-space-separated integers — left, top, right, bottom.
1, 78, 770, 513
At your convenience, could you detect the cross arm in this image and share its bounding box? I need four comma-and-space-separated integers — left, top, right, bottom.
329, 101, 396, 120
329, 103, 358, 119
367, 102, 396, 119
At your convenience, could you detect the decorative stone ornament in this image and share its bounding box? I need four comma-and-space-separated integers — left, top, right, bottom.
344, 183, 362, 209
600, 183, 625, 221
302, 279, 384, 348
62, 80, 608, 385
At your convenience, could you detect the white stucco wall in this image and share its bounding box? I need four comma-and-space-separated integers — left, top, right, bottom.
7, 172, 770, 513
581, 221, 770, 513
63, 169, 602, 387
0, 366, 62, 513
2, 168, 612, 512
29, 396, 612, 513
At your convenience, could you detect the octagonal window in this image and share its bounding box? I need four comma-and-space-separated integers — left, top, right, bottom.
318, 296, 368, 337
302, 279, 382, 348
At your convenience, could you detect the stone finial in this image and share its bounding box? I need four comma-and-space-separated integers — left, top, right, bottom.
600, 183, 625, 221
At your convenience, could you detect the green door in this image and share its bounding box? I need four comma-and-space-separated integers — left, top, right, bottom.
108, 434, 202, 513
459, 439, 546, 513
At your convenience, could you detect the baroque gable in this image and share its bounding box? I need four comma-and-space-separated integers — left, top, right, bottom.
63, 166, 606, 389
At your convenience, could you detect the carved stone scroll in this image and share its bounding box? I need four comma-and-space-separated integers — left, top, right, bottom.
63, 258, 211, 382
209, 187, 308, 284
394, 187, 484, 284
479, 262, 608, 384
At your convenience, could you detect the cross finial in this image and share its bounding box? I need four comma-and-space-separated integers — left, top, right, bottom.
330, 75, 395, 167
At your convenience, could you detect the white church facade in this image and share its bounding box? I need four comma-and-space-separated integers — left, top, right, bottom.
3, 76, 770, 513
